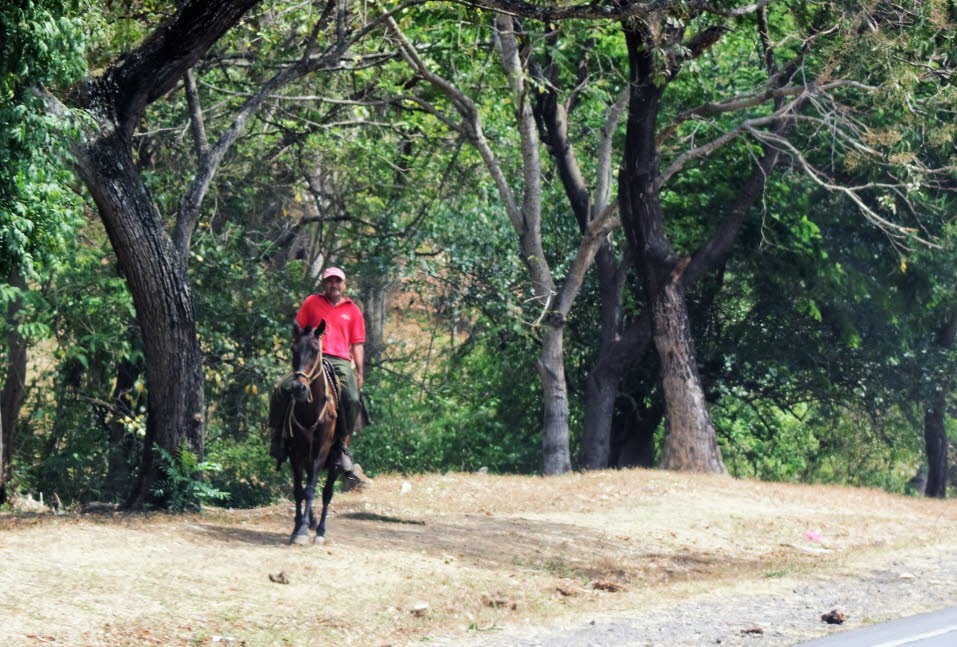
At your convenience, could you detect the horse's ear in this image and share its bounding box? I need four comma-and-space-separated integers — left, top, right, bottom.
315, 319, 326, 337
293, 320, 303, 338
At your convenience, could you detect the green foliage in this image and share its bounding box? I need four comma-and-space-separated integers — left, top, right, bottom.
355, 327, 543, 475
0, 0, 90, 278
205, 435, 287, 508
149, 443, 228, 512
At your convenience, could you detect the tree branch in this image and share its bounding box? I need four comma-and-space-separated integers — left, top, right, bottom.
183, 68, 211, 165
657, 95, 803, 189
174, 0, 358, 259
450, 0, 776, 21
495, 14, 554, 301
93, 0, 261, 137
656, 80, 876, 147
557, 201, 621, 316
387, 16, 522, 228
747, 127, 940, 248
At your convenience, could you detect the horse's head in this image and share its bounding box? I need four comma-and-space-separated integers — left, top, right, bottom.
290, 319, 326, 402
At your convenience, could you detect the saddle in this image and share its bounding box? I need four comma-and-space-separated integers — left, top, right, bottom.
322, 358, 342, 411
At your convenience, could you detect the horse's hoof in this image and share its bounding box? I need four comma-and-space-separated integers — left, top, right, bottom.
291, 534, 311, 546
314, 535, 326, 545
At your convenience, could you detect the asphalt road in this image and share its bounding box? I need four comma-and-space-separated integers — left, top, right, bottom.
795, 606, 957, 646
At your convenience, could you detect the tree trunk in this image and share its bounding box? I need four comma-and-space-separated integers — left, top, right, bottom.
619, 24, 726, 474
924, 389, 948, 498
579, 247, 623, 469
925, 318, 956, 498
539, 323, 571, 474
359, 278, 390, 368
75, 125, 205, 509
0, 270, 28, 504
653, 280, 726, 472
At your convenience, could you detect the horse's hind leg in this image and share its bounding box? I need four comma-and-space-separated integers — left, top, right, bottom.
315, 469, 338, 544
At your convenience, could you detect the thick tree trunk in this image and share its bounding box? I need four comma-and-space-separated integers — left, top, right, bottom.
619, 25, 726, 474
75, 125, 205, 509
924, 390, 948, 498
539, 324, 571, 474
579, 247, 623, 469
0, 270, 28, 504
653, 280, 726, 472
925, 318, 956, 498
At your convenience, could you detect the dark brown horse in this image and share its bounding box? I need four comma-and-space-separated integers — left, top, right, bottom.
283, 320, 340, 545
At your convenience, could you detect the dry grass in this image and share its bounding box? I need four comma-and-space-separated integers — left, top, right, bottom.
3, 469, 957, 646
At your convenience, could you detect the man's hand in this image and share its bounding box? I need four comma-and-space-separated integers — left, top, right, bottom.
352, 342, 365, 390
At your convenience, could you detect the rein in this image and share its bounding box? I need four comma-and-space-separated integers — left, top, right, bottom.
286, 337, 335, 437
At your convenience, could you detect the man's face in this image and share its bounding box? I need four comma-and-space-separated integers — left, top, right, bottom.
323, 275, 344, 298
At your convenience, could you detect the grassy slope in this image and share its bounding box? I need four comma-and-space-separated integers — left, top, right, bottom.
2, 469, 957, 646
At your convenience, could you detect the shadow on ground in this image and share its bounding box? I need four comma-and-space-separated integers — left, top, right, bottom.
185, 504, 774, 585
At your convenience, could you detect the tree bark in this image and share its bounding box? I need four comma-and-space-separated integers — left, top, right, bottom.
652, 279, 726, 472
619, 24, 726, 474
539, 323, 571, 473
924, 317, 956, 498
0, 270, 28, 504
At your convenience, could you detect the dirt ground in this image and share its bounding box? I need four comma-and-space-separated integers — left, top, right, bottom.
2, 469, 957, 647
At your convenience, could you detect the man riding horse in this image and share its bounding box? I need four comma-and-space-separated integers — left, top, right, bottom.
269, 266, 366, 476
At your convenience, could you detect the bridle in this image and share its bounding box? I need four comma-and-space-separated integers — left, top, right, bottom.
293, 337, 327, 405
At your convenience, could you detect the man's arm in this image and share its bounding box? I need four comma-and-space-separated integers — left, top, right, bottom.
352, 342, 364, 389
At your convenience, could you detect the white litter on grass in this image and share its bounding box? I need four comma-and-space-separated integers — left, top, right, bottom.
400, 481, 412, 495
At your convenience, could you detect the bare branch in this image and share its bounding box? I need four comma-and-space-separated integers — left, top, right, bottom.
747, 127, 941, 248
657, 80, 877, 147
594, 87, 629, 217
386, 16, 522, 228
657, 94, 806, 188
183, 69, 211, 164
495, 14, 553, 299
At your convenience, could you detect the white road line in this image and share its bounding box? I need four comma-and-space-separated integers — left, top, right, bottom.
871, 625, 957, 647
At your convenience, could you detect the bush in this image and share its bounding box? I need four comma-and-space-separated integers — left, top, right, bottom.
149, 443, 229, 512
205, 435, 288, 508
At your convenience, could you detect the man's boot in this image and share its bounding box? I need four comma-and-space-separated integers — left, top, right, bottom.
335, 444, 354, 474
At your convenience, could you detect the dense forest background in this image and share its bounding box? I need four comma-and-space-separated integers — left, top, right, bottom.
1, 0, 955, 510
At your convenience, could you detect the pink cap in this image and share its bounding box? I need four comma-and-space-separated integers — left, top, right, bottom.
322, 267, 345, 281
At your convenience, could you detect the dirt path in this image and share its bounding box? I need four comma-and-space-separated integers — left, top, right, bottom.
2, 469, 957, 647
440, 543, 957, 646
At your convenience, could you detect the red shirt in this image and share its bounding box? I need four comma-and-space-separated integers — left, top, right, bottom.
295, 295, 366, 360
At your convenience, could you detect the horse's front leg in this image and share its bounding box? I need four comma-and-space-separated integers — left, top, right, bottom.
315, 467, 338, 544
296, 455, 322, 545
291, 459, 311, 545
